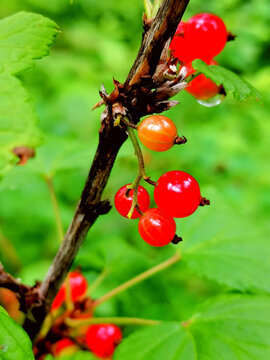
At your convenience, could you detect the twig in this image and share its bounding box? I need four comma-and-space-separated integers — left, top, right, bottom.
23, 0, 190, 341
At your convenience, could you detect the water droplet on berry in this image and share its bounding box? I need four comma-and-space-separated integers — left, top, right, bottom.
197, 93, 225, 107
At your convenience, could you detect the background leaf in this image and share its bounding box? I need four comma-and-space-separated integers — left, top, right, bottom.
0, 74, 42, 179
189, 295, 270, 360
0, 306, 34, 360
114, 322, 196, 360
180, 190, 270, 294
0, 11, 58, 75
0, 11, 58, 179
192, 59, 261, 102
115, 295, 270, 360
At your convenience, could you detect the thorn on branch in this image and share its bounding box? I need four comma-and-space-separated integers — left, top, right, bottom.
91, 200, 112, 216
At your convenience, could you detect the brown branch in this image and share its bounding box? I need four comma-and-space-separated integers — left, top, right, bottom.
22, 0, 190, 341
0, 264, 40, 313
126, 0, 190, 85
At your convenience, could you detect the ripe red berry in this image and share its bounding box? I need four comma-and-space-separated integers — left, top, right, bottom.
154, 171, 201, 218
138, 208, 176, 247
53, 338, 78, 357
184, 60, 221, 100
170, 21, 193, 63
185, 13, 227, 60
114, 184, 150, 219
137, 115, 178, 152
51, 271, 88, 310
86, 324, 122, 359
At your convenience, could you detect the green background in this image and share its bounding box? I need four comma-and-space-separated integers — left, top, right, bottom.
0, 0, 269, 331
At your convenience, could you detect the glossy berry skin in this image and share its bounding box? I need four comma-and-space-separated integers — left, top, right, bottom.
185, 13, 227, 60
184, 60, 221, 100
170, 21, 193, 63
138, 208, 176, 247
51, 271, 88, 310
114, 184, 150, 219
86, 324, 122, 359
138, 115, 177, 152
154, 171, 201, 218
53, 338, 78, 357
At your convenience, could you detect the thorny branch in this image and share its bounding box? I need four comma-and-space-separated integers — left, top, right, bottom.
0, 0, 190, 341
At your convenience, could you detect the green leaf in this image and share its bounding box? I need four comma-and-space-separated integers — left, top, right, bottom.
192, 59, 261, 102
115, 295, 270, 360
114, 322, 196, 360
0, 11, 58, 180
180, 192, 270, 294
0, 11, 59, 75
0, 306, 34, 360
189, 295, 270, 360
0, 74, 42, 179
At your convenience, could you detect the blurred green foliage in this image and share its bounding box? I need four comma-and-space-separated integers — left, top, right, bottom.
0, 0, 269, 330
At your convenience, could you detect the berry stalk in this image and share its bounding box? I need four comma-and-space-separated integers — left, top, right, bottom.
92, 253, 181, 308
125, 121, 148, 219
66, 316, 161, 327
44, 175, 64, 243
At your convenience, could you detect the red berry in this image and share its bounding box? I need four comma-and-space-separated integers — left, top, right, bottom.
184, 60, 221, 100
114, 184, 150, 219
185, 13, 227, 60
86, 324, 122, 359
170, 21, 193, 63
138, 115, 178, 152
138, 208, 176, 247
51, 271, 88, 310
154, 171, 201, 218
53, 338, 78, 357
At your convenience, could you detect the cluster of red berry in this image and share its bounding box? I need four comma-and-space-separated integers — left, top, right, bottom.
35, 271, 122, 359
114, 115, 208, 247
170, 13, 229, 102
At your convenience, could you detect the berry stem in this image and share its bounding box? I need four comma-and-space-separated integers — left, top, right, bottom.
121, 117, 138, 129
0, 228, 21, 272
65, 276, 74, 311
88, 268, 111, 295
39, 312, 55, 339
44, 175, 64, 243
143, 176, 157, 186
125, 121, 147, 218
92, 253, 181, 308
66, 316, 161, 327
185, 71, 201, 83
